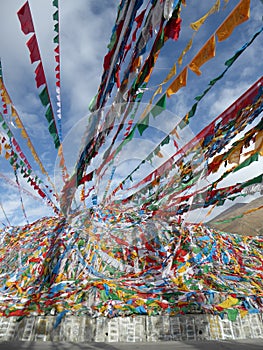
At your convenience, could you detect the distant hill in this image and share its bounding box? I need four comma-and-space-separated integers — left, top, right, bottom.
208, 197, 263, 236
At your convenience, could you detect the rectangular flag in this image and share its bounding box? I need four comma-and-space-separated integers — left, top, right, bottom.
216, 0, 250, 42
166, 67, 188, 97
26, 34, 41, 63
17, 1, 34, 35
35, 62, 46, 88
188, 35, 216, 76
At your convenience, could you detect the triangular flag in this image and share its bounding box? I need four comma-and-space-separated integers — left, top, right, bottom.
137, 114, 149, 136
53, 10, 59, 21
151, 94, 167, 118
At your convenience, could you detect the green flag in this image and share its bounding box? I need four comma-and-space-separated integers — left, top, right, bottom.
151, 94, 166, 118
53, 10, 58, 21
53, 34, 59, 44
45, 105, 53, 123
39, 86, 49, 107
137, 114, 149, 135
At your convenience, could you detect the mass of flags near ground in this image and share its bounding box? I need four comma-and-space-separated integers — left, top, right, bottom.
0, 0, 262, 326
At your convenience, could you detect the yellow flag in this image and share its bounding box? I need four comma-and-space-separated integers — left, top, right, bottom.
189, 35, 216, 75
4, 143, 11, 150
163, 63, 177, 84
1, 90, 11, 105
166, 67, 188, 97
14, 116, 23, 129
228, 144, 242, 164
11, 105, 18, 117
217, 295, 239, 309
190, 0, 220, 31
0, 79, 12, 105
21, 129, 27, 139
170, 126, 180, 139
178, 37, 193, 66
240, 309, 248, 318
58, 144, 63, 157
216, 0, 250, 42
5, 151, 11, 160
149, 85, 163, 105
255, 131, 263, 156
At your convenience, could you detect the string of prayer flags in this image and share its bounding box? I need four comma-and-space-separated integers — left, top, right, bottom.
0, 171, 43, 203
17, 1, 61, 150
178, 0, 220, 66
0, 69, 58, 196
76, 2, 185, 192
52, 0, 62, 141
110, 77, 262, 206
0, 114, 59, 214
178, 26, 262, 128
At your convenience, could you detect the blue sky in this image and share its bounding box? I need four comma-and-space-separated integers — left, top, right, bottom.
0, 0, 262, 226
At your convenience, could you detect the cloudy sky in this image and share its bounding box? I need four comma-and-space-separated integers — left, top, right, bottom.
0, 0, 262, 226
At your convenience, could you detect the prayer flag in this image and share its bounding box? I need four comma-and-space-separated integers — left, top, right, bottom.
190, 0, 220, 31
17, 1, 34, 35
26, 34, 40, 63
189, 35, 216, 76
35, 62, 45, 88
167, 67, 188, 97
216, 0, 250, 42
39, 86, 49, 107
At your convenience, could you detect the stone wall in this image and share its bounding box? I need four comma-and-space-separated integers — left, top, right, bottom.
0, 314, 262, 343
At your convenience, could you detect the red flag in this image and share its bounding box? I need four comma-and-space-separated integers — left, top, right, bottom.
78, 171, 94, 185
135, 9, 146, 27
164, 17, 182, 40
38, 188, 46, 198
26, 34, 40, 63
34, 62, 46, 88
17, 1, 34, 35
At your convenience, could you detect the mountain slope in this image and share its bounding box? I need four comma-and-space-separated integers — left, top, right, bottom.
208, 197, 263, 236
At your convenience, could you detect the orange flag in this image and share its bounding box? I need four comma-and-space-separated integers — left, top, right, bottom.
166, 67, 188, 97
0, 79, 11, 105
216, 0, 250, 42
188, 35, 216, 76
